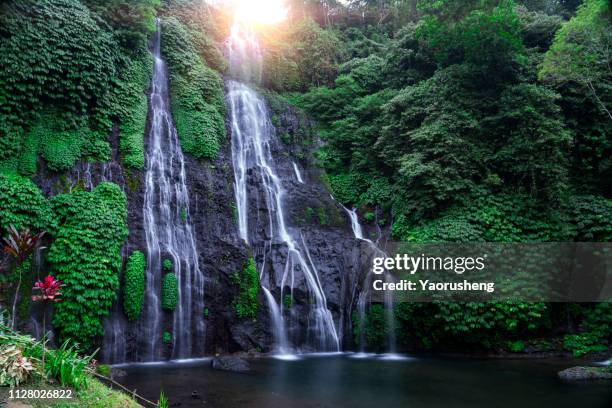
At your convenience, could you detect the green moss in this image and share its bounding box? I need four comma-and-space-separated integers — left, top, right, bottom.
162, 259, 173, 272
161, 273, 178, 311
161, 17, 226, 160
231, 257, 260, 319
123, 251, 146, 322
115, 55, 152, 170
48, 182, 128, 350
162, 331, 172, 344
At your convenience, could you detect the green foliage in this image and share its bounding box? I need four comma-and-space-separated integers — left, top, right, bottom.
48, 182, 128, 350
123, 251, 146, 322
507, 340, 526, 352
397, 193, 567, 242
95, 364, 110, 377
161, 16, 226, 160
0, 0, 116, 126
0, 172, 56, 232
394, 301, 550, 350
262, 17, 342, 91
162, 331, 172, 344
565, 195, 612, 241
231, 257, 260, 319
563, 303, 611, 357
158, 390, 169, 408
162, 259, 173, 272
563, 332, 607, 357
540, 0, 611, 193
0, 0, 157, 174
352, 304, 387, 352
113, 54, 153, 170
161, 273, 178, 312
45, 340, 93, 390
0, 0, 114, 171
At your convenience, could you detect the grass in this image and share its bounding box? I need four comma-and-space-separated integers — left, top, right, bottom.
0, 323, 142, 407
23, 377, 142, 408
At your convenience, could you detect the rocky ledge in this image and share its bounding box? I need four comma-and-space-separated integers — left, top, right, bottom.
558, 366, 612, 381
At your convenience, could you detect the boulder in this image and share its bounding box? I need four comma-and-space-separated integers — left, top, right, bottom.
558, 366, 612, 381
211, 356, 250, 372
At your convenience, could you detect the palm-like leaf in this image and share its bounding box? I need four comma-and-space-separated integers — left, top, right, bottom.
2, 225, 45, 264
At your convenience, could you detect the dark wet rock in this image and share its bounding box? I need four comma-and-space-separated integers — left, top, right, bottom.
211, 356, 250, 372
558, 366, 612, 381
110, 367, 127, 379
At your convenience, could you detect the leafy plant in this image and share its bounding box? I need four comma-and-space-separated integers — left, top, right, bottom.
231, 258, 259, 319
161, 273, 178, 311
0, 172, 56, 233
162, 331, 172, 344
158, 390, 169, 408
162, 259, 173, 272
48, 182, 128, 350
44, 339, 93, 389
123, 251, 146, 321
0, 344, 34, 386
2, 225, 46, 328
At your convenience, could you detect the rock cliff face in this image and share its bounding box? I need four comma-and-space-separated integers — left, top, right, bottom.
26, 80, 370, 362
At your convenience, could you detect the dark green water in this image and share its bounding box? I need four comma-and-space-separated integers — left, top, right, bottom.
117, 354, 612, 408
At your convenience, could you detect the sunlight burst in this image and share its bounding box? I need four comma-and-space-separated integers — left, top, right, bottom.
233, 0, 288, 25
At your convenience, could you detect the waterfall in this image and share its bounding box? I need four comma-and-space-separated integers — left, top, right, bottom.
340, 205, 397, 354
292, 162, 304, 183
137, 20, 205, 361
227, 22, 339, 354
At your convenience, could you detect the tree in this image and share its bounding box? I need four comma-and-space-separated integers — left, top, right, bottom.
540, 0, 612, 120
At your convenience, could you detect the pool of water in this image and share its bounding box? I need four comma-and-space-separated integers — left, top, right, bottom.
117, 354, 612, 408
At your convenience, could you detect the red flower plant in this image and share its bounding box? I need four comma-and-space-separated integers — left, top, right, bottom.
32, 275, 62, 302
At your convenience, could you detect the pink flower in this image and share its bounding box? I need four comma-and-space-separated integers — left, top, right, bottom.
31, 275, 62, 302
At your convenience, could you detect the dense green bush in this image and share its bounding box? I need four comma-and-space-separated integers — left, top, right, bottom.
0, 172, 56, 232
161, 273, 178, 312
231, 258, 259, 319
0, 0, 115, 172
161, 16, 226, 160
113, 55, 152, 170
123, 251, 146, 322
563, 303, 612, 357
262, 17, 342, 91
0, 0, 156, 174
539, 0, 611, 194
394, 301, 550, 350
48, 182, 128, 350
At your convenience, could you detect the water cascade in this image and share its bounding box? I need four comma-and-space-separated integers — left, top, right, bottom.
341, 205, 397, 354
138, 20, 205, 361
292, 162, 304, 183
227, 21, 339, 354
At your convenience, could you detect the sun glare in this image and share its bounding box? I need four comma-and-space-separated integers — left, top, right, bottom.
233, 0, 288, 25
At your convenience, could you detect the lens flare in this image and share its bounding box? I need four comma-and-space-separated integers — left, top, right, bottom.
234, 0, 287, 24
